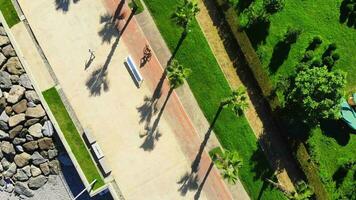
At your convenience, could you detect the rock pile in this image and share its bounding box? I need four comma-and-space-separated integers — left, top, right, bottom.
0, 23, 60, 197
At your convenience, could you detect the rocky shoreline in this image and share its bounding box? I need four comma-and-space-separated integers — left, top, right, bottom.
0, 23, 60, 198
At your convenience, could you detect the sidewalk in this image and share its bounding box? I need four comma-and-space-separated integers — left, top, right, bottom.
15, 0, 233, 199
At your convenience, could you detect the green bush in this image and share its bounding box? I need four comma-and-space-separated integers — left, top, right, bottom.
303, 50, 314, 61
323, 56, 334, 67
129, 0, 144, 14
312, 59, 322, 67
328, 43, 337, 51
312, 36, 323, 45
263, 0, 285, 13
332, 52, 340, 61
284, 27, 302, 44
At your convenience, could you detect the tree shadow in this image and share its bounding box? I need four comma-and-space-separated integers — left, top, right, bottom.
268, 40, 291, 73
246, 19, 270, 49
54, 0, 80, 13
236, 0, 254, 13
85, 67, 109, 96
191, 106, 223, 173
319, 119, 353, 146
169, 31, 187, 63
339, 0, 350, 23
98, 13, 120, 44
332, 165, 349, 188
177, 171, 199, 196
194, 161, 214, 200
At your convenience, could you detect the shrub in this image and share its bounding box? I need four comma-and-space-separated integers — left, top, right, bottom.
312, 36, 323, 45
312, 59, 322, 67
129, 0, 145, 14
323, 56, 334, 67
303, 50, 314, 61
332, 52, 341, 61
328, 43, 337, 51
263, 0, 285, 13
284, 27, 302, 44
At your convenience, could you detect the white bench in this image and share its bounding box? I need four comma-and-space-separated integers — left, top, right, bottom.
83, 128, 96, 145
125, 56, 143, 87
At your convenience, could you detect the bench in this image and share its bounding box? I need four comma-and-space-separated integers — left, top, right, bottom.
91, 143, 104, 160
83, 128, 96, 145
125, 56, 143, 87
98, 157, 111, 176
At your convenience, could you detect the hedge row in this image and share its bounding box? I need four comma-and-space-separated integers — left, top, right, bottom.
213, 1, 329, 199
215, 0, 273, 99
294, 142, 329, 200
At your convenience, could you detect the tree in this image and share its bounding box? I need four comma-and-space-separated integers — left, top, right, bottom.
170, 0, 200, 60
263, 0, 285, 13
220, 87, 249, 117
214, 150, 243, 184
284, 27, 302, 44
172, 0, 200, 34
286, 66, 346, 124
166, 59, 191, 90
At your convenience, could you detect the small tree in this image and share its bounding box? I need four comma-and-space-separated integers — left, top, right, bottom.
284, 27, 302, 44
172, 0, 200, 34
214, 150, 243, 184
263, 0, 285, 13
286, 66, 346, 124
220, 87, 249, 116
166, 59, 191, 90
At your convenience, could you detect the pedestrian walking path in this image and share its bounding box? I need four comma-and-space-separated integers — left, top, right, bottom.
15, 0, 233, 199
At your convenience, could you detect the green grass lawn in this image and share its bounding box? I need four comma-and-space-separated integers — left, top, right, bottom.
250, 0, 355, 94
43, 87, 104, 190
0, 0, 20, 27
238, 0, 356, 198
307, 124, 356, 199
143, 0, 285, 199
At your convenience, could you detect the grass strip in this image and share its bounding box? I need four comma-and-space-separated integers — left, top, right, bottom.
0, 0, 20, 27
43, 87, 104, 190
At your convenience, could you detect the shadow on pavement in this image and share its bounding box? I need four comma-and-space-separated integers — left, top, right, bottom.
58, 153, 113, 200
54, 0, 80, 13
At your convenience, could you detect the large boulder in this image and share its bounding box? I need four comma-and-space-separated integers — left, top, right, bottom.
8, 113, 25, 127
25, 105, 45, 118
14, 182, 34, 197
23, 141, 38, 152
39, 162, 50, 175
28, 123, 43, 138
1, 157, 10, 170
0, 52, 6, 67
28, 175, 48, 189
14, 152, 31, 167
24, 118, 39, 127
22, 165, 31, 177
38, 137, 54, 150
0, 110, 9, 122
48, 149, 58, 160
19, 74, 33, 89
25, 90, 40, 104
0, 71, 12, 89
31, 151, 47, 165
7, 85, 26, 104
14, 168, 29, 181
42, 120, 54, 137
1, 141, 15, 156
10, 74, 19, 84
0, 35, 10, 46
3, 162, 17, 178
0, 129, 9, 139
12, 99, 27, 114
13, 137, 26, 145
0, 120, 9, 131
2, 44, 16, 57
9, 125, 23, 139
30, 165, 41, 177
5, 57, 24, 75
0, 26, 6, 36
49, 160, 60, 175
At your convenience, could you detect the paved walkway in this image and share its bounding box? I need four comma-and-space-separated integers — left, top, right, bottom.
16, 0, 233, 199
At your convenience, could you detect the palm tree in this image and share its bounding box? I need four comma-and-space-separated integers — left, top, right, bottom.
166, 59, 191, 91
286, 181, 314, 200
220, 87, 249, 116
214, 149, 243, 184
170, 0, 200, 60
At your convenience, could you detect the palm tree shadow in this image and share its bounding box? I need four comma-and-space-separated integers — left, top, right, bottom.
85, 67, 109, 96
55, 0, 70, 12
98, 13, 120, 44
177, 172, 199, 196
